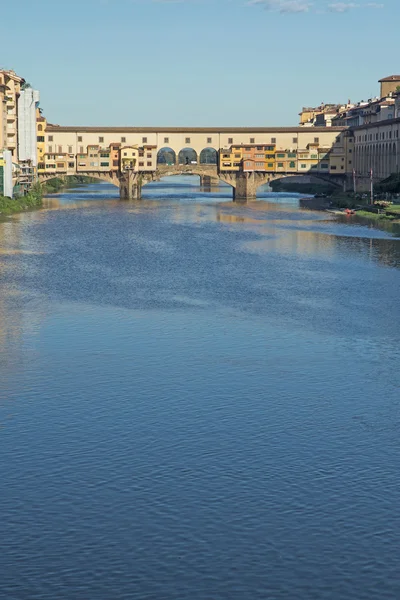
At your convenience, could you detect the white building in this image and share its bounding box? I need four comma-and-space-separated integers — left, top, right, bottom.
18, 87, 40, 166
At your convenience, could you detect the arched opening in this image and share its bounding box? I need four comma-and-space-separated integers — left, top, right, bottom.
38, 124, 43, 132
178, 148, 198, 165
199, 148, 218, 165
157, 147, 176, 166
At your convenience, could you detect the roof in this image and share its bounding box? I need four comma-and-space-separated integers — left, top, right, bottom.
46, 125, 345, 134
379, 75, 400, 82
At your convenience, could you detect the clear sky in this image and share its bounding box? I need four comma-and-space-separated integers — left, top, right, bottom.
1, 0, 398, 126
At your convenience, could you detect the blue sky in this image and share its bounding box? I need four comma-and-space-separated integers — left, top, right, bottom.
2, 0, 398, 126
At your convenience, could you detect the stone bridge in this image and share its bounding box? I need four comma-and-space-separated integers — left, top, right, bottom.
39, 165, 346, 201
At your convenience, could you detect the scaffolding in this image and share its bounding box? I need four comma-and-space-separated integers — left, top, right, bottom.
16, 160, 35, 195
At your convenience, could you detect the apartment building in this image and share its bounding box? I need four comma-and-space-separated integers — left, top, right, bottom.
0, 69, 24, 159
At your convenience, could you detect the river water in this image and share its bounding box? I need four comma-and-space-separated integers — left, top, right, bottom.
1, 177, 400, 599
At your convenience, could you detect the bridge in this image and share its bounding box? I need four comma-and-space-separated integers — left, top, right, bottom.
38, 126, 350, 200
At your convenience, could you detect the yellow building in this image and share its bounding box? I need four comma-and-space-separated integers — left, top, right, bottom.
37, 109, 46, 174
121, 146, 139, 171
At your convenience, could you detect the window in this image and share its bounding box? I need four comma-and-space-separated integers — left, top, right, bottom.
147, 153, 152, 158
90, 162, 98, 167
321, 163, 329, 169
142, 137, 147, 143
139, 152, 144, 157
185, 137, 191, 144
277, 153, 285, 158
311, 154, 318, 159
301, 164, 307, 169
100, 153, 109, 158
228, 138, 233, 144
246, 161, 251, 166
147, 161, 152, 166
121, 137, 126, 143
48, 145, 52, 153
58, 146, 62, 153
293, 137, 298, 144
68, 146, 73, 154
278, 162, 284, 168
100, 162, 109, 167
289, 161, 296, 168
164, 137, 169, 144
139, 162, 144, 167
79, 154, 86, 159
331, 166, 337, 170
68, 162, 75, 168
256, 162, 264, 166
268, 163, 274, 168
271, 137, 276, 144
57, 163, 64, 169
48, 135, 53, 142
99, 137, 104, 143
38, 124, 43, 132
113, 160, 119, 167
123, 152, 127, 157
207, 137, 212, 144
314, 137, 319, 143
250, 138, 255, 144
255, 154, 264, 158
79, 146, 84, 154
348, 149, 352, 154
78, 136, 82, 142
37, 136, 44, 142
257, 146, 263, 151
234, 154, 241, 158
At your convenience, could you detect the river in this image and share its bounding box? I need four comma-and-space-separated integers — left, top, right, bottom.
1, 177, 400, 599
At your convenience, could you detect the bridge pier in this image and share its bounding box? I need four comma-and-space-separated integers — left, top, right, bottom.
233, 172, 263, 202
119, 171, 142, 200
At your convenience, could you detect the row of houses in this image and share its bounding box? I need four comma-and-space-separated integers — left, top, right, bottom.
218, 141, 352, 175
300, 75, 400, 129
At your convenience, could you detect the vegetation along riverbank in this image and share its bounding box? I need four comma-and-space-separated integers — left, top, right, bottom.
0, 183, 43, 217
0, 176, 98, 218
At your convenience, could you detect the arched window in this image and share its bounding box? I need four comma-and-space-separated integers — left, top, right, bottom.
178, 148, 198, 165
157, 147, 176, 165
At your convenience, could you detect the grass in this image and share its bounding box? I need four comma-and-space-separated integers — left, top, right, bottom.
356, 210, 398, 222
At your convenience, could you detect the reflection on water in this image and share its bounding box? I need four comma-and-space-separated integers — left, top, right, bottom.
1, 177, 400, 600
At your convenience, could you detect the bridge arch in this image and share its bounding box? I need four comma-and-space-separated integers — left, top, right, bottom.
157, 147, 176, 166
199, 147, 218, 165
178, 148, 198, 165
38, 173, 120, 189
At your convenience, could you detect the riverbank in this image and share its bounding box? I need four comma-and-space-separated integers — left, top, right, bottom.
0, 185, 43, 217
300, 195, 400, 224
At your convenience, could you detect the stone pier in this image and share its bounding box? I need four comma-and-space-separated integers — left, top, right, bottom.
119, 171, 142, 200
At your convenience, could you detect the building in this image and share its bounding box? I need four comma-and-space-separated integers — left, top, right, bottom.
18, 86, 40, 166
0, 69, 24, 159
120, 146, 139, 171
37, 110, 47, 174
379, 75, 400, 98
299, 103, 349, 127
